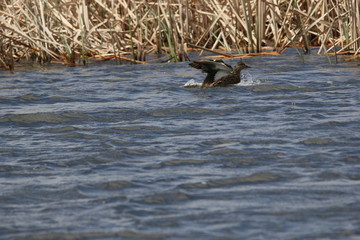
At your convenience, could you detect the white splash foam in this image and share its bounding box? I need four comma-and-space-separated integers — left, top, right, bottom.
183, 79, 202, 88
237, 72, 261, 86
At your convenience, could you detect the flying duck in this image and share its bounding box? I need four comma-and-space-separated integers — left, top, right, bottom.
189, 60, 250, 88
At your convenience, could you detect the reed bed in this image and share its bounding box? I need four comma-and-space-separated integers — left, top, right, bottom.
1, 0, 359, 69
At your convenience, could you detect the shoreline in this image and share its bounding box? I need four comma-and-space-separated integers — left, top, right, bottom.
2, 46, 358, 71
1, 0, 359, 70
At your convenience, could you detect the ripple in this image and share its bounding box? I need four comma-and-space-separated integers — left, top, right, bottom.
47, 126, 78, 133
180, 172, 288, 189
301, 138, 336, 145
17, 93, 43, 102
138, 191, 191, 204
209, 148, 248, 156
252, 84, 315, 92
80, 180, 136, 191
0, 112, 70, 124
15, 231, 171, 240
145, 159, 209, 169
149, 107, 216, 117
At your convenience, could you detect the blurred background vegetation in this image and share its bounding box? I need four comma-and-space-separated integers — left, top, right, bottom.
1, 0, 359, 69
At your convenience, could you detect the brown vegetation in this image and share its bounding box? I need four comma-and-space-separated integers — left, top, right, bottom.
1, 0, 359, 69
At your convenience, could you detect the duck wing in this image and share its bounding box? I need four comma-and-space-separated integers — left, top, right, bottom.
189, 60, 232, 73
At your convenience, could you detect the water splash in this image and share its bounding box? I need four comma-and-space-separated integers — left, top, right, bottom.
183, 79, 201, 88
237, 72, 261, 86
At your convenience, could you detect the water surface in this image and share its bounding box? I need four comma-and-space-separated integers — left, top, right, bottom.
1, 50, 360, 239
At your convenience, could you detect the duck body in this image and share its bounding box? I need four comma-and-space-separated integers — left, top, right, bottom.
189, 60, 250, 88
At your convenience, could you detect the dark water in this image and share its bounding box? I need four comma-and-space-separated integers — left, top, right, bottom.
1, 50, 360, 239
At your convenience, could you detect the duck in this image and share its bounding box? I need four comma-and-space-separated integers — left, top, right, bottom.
189, 60, 250, 88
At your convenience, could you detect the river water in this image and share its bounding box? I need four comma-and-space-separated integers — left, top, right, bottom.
1, 50, 360, 239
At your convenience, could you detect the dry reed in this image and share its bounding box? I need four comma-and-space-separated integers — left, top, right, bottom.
0, 0, 359, 69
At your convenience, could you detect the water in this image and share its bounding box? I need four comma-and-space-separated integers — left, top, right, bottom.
1, 50, 360, 239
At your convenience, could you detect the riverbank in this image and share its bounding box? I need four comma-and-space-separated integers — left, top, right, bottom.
1, 0, 360, 70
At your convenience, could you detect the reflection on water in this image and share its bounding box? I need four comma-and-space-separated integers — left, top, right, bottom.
1, 49, 360, 239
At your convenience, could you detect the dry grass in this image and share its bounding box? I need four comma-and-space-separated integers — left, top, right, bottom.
1, 0, 359, 69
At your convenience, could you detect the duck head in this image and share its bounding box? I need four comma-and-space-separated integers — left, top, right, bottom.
234, 61, 251, 70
